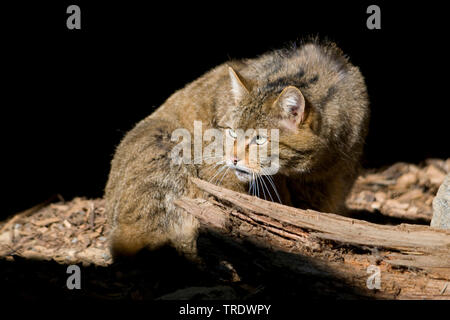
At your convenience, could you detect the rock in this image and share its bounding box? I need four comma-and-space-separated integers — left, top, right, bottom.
431, 174, 450, 229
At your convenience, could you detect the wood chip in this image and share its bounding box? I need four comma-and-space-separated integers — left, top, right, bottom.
33, 217, 60, 227
63, 220, 72, 228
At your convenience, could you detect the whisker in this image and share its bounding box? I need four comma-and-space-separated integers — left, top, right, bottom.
261, 168, 282, 204
258, 173, 267, 200
209, 165, 226, 183
260, 174, 274, 202
203, 160, 225, 174
262, 172, 279, 199
253, 172, 257, 197
250, 172, 255, 196
255, 173, 260, 199
217, 167, 230, 186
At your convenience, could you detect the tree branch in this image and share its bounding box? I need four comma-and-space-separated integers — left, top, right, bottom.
174, 178, 450, 299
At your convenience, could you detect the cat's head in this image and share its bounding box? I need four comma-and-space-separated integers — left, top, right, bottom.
217, 67, 324, 182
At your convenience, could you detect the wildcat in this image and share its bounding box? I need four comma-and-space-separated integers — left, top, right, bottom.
105, 40, 370, 259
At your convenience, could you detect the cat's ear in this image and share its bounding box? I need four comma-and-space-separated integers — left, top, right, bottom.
275, 86, 306, 131
228, 67, 250, 104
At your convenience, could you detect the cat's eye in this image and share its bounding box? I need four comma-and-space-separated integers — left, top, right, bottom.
228, 129, 237, 139
255, 135, 267, 145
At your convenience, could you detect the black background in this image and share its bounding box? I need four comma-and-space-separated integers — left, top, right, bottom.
1, 1, 448, 218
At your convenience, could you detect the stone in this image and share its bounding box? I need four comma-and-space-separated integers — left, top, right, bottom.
431, 173, 450, 229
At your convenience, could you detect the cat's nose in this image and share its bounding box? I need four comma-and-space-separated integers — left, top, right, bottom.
232, 157, 238, 165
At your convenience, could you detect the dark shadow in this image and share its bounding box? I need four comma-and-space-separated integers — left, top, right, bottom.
345, 208, 430, 226
1, 231, 379, 301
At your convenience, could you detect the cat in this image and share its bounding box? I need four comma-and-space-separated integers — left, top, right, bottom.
105, 39, 370, 259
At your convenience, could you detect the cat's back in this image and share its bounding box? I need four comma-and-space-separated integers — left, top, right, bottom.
237, 41, 369, 154
148, 63, 233, 131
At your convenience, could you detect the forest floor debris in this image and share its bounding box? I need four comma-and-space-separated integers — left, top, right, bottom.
0, 158, 448, 300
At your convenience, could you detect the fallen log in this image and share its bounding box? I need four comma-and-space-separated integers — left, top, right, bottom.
174, 178, 450, 299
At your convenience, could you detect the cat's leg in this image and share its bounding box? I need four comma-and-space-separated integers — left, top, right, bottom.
109, 213, 170, 257
287, 177, 338, 213
108, 163, 202, 259
291, 172, 355, 214
324, 169, 359, 215
168, 208, 200, 260
105, 118, 199, 259
271, 175, 292, 206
